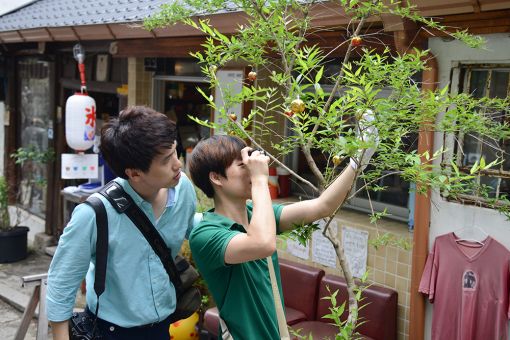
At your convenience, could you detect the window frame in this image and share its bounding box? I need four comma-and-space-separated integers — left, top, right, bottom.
16, 57, 55, 218
289, 85, 414, 222
442, 62, 510, 207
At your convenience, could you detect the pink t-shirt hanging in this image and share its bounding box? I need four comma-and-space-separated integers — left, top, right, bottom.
419, 232, 510, 340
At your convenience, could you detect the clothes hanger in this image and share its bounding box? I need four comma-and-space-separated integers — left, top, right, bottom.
454, 227, 488, 246
453, 207, 489, 246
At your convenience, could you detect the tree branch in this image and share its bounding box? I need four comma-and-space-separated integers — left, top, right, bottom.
305, 16, 367, 150
348, 170, 404, 200
234, 120, 320, 192
323, 227, 358, 333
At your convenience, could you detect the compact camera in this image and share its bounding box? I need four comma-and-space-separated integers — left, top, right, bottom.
248, 149, 266, 156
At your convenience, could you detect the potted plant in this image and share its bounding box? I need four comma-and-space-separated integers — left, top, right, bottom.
0, 145, 54, 263
0, 175, 29, 263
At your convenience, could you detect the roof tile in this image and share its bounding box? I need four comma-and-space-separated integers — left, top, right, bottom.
0, 0, 174, 32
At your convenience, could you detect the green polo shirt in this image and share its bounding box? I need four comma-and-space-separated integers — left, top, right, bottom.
189, 203, 285, 340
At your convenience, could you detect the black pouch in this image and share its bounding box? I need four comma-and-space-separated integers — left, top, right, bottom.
170, 255, 202, 322
69, 310, 103, 340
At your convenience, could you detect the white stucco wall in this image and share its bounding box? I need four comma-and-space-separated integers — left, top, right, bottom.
425, 33, 510, 340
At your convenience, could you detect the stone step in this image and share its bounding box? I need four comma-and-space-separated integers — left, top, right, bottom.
44, 246, 56, 257
0, 282, 35, 315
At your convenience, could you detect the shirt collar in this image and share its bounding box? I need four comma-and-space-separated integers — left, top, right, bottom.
203, 203, 252, 231
166, 187, 176, 207
113, 177, 176, 208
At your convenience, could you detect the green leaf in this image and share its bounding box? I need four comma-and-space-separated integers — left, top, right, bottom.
470, 160, 479, 174
451, 161, 460, 176
315, 66, 324, 84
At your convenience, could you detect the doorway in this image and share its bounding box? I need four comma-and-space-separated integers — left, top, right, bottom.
153, 76, 211, 159
17, 57, 54, 216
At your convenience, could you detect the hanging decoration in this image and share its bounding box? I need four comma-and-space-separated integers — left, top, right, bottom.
65, 44, 96, 152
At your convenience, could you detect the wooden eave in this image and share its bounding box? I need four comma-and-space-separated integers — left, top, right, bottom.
0, 0, 508, 49
414, 0, 510, 15
0, 10, 252, 44
416, 9, 510, 38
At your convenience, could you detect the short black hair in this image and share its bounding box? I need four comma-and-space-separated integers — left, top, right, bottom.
188, 135, 246, 198
100, 106, 177, 179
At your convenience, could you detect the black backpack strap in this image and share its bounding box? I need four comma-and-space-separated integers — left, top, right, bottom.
99, 181, 184, 294
83, 196, 108, 316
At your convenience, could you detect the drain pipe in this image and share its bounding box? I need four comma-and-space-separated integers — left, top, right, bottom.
408, 53, 438, 340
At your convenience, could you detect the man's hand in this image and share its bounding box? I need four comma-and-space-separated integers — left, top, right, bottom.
224, 147, 276, 264
51, 320, 70, 340
350, 109, 379, 171
241, 147, 270, 181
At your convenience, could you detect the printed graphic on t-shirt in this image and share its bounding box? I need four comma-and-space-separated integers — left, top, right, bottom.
463, 270, 477, 290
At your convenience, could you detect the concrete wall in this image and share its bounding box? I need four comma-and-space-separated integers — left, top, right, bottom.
425, 33, 510, 339
128, 57, 153, 107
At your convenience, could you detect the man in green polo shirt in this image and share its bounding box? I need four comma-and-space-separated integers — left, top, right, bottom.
188, 117, 376, 339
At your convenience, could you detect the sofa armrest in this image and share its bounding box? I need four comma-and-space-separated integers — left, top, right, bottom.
279, 258, 325, 321
203, 306, 220, 336
285, 306, 308, 325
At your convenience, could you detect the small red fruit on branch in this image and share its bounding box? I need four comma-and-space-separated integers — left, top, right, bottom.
284, 109, 294, 117
351, 36, 362, 46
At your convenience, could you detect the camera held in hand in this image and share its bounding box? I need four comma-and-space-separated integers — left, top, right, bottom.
248, 149, 266, 156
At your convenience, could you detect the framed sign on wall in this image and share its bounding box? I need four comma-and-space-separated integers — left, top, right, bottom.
95, 54, 110, 82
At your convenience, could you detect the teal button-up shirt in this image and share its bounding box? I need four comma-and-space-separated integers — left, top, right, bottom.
46, 173, 197, 327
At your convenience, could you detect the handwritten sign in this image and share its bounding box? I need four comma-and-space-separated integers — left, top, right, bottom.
342, 226, 369, 278
287, 238, 310, 260
312, 219, 337, 268
61, 153, 98, 179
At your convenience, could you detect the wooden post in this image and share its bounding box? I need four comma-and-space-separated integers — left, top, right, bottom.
409, 54, 438, 340
14, 285, 40, 340
14, 273, 49, 340
37, 278, 48, 340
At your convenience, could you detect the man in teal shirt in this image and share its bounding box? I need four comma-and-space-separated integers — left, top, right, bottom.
187, 127, 376, 338
47, 106, 197, 339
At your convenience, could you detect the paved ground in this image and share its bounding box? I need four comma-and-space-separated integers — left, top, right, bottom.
0, 250, 52, 339
0, 298, 45, 340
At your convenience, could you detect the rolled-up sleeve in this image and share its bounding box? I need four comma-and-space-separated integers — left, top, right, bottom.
46, 203, 96, 322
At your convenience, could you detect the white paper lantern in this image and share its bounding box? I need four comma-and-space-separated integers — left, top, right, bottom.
65, 93, 96, 151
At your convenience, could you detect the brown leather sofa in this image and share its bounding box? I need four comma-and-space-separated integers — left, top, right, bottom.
279, 258, 326, 325
290, 274, 398, 340
203, 258, 398, 340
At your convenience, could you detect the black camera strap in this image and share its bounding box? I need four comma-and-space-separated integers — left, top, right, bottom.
99, 181, 184, 294
83, 196, 108, 319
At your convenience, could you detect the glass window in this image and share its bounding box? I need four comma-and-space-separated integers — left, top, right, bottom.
453, 65, 510, 204
289, 58, 416, 221
17, 58, 53, 216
